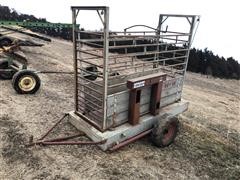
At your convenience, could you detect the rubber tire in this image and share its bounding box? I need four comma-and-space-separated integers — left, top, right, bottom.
0, 37, 13, 47
84, 66, 98, 81
151, 116, 179, 148
12, 70, 41, 94
0, 60, 17, 80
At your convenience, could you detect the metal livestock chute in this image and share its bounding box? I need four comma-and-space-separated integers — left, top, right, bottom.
67, 6, 200, 151
30, 6, 200, 151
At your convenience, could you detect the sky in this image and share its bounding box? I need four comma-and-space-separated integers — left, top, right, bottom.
0, 0, 239, 61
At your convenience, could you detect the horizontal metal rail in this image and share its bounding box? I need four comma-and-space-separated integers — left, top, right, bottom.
160, 30, 191, 35
77, 58, 103, 68
109, 56, 187, 71
108, 48, 189, 58
78, 36, 188, 43
107, 54, 187, 67
79, 29, 189, 35
77, 48, 187, 63
109, 59, 187, 73
160, 14, 197, 18
77, 37, 159, 43
71, 6, 108, 10
77, 30, 104, 35
77, 49, 103, 58
77, 88, 103, 103
108, 72, 183, 90
107, 67, 184, 86
80, 42, 185, 51
78, 41, 104, 47
79, 32, 189, 39
75, 111, 104, 131
78, 50, 187, 62
164, 62, 186, 67
77, 68, 103, 78
160, 37, 189, 43
109, 34, 189, 38
77, 105, 103, 119
109, 128, 153, 151
112, 30, 157, 34
77, 75, 103, 87
107, 81, 127, 89
77, 82, 102, 95
78, 94, 103, 109
77, 104, 102, 118
36, 139, 106, 146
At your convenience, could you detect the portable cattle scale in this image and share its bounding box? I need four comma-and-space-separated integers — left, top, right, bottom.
29, 6, 200, 151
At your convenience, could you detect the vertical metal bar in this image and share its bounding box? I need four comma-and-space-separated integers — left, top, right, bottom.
157, 15, 163, 67
183, 16, 196, 77
102, 7, 109, 130
157, 15, 163, 36
72, 8, 78, 112
178, 16, 196, 99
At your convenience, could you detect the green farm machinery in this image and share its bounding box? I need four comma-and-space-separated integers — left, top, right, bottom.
0, 21, 79, 94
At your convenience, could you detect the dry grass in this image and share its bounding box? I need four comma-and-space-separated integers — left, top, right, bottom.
0, 35, 239, 179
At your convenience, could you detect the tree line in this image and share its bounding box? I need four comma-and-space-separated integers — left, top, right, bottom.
188, 48, 239, 79
1, 5, 239, 79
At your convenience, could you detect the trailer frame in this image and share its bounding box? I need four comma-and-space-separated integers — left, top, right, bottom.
68, 6, 199, 150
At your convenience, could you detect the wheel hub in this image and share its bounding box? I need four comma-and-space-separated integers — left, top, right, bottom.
19, 76, 36, 92
162, 122, 176, 144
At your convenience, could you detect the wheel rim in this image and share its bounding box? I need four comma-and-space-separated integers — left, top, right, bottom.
162, 122, 176, 144
18, 75, 36, 92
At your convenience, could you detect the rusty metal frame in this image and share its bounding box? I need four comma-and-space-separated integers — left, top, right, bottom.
27, 113, 106, 147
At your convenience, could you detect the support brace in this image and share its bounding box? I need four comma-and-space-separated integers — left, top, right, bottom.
127, 72, 166, 125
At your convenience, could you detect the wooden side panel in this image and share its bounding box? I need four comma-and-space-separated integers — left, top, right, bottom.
107, 77, 183, 127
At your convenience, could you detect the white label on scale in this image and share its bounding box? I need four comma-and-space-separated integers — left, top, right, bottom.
133, 81, 145, 88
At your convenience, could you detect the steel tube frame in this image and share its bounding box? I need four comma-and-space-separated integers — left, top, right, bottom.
71, 6, 199, 132
102, 7, 109, 130
77, 35, 188, 43
72, 6, 110, 131
72, 9, 78, 112
108, 48, 189, 58
82, 42, 185, 51
109, 56, 187, 72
